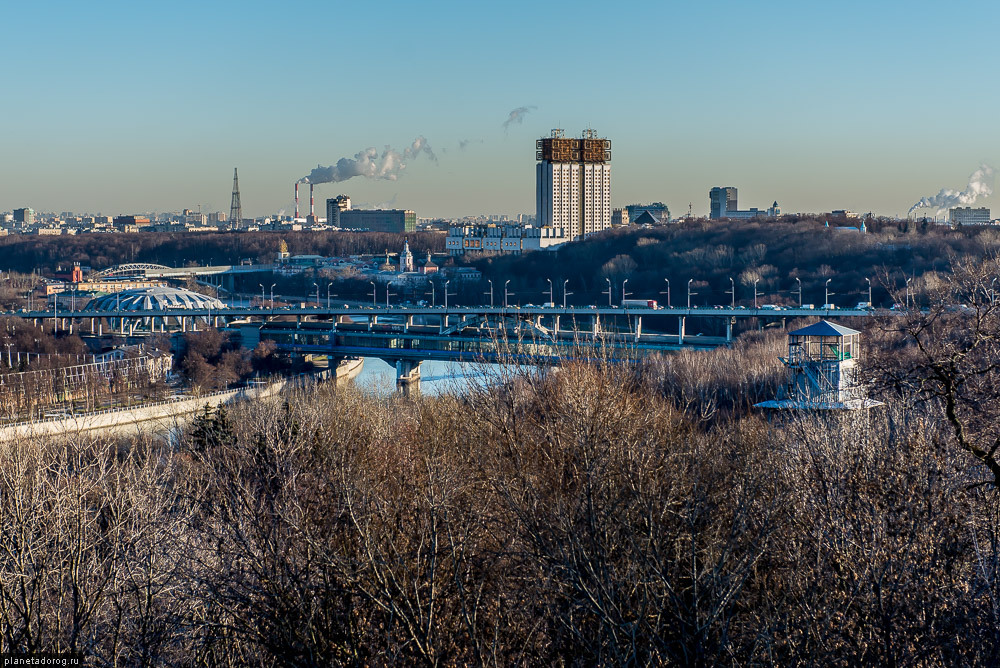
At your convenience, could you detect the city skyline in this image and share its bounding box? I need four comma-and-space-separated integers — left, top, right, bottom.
4, 0, 1000, 219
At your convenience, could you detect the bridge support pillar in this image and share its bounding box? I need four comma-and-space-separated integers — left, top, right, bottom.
592, 315, 600, 335
553, 315, 560, 335
395, 359, 421, 394
678, 317, 685, 345
726, 318, 733, 342
635, 316, 642, 341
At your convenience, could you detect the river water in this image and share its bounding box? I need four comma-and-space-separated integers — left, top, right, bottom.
351, 358, 520, 396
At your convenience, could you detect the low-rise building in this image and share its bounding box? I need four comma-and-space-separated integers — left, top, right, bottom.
949, 206, 991, 226
446, 223, 568, 256
625, 202, 670, 224
338, 209, 415, 233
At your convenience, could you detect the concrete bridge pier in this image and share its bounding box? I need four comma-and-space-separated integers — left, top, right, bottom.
592, 315, 601, 335
678, 317, 686, 345
635, 316, 642, 342
726, 318, 733, 342
395, 359, 421, 393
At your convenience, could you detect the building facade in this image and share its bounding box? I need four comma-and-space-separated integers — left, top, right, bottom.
709, 188, 738, 219
611, 208, 630, 226
626, 202, 670, 224
949, 206, 991, 226
446, 223, 569, 256
337, 209, 415, 233
13, 208, 35, 225
709, 187, 779, 219
325, 195, 352, 227
536, 129, 611, 240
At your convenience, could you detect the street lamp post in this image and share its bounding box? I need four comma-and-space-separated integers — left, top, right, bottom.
313, 283, 320, 307
547, 278, 554, 306
663, 279, 670, 308
369, 281, 376, 308
259, 283, 265, 307
487, 279, 494, 307
754, 279, 761, 309
622, 278, 629, 305
270, 284, 276, 309
563, 279, 571, 308
687, 278, 695, 309
444, 280, 450, 309
865, 277, 872, 306
605, 277, 612, 307
327, 284, 332, 308
905, 277, 913, 309
825, 278, 833, 308
504, 279, 512, 308
794, 277, 802, 307
728, 276, 735, 307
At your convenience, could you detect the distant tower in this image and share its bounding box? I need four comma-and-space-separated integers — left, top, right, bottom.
229, 168, 242, 230
399, 238, 414, 272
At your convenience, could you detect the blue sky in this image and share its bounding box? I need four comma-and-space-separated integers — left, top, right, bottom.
3, 0, 999, 219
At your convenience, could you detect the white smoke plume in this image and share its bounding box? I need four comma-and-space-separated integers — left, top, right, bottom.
502, 105, 536, 132
299, 136, 435, 184
909, 164, 996, 215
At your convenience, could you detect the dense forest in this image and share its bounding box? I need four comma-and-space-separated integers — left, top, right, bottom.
3, 258, 1000, 663
473, 216, 1000, 308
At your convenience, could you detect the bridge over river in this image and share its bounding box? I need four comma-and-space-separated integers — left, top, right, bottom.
10, 304, 887, 389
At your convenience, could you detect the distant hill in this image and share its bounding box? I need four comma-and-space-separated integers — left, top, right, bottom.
468, 217, 1000, 308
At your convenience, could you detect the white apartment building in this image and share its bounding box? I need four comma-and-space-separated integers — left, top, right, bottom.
535, 129, 612, 240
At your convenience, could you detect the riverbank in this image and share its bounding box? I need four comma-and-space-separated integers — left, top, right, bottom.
0, 358, 363, 441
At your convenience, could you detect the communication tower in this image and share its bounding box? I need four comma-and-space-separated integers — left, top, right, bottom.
229, 168, 242, 230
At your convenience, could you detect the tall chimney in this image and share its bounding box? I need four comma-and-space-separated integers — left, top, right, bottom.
309, 183, 315, 218
294, 182, 300, 219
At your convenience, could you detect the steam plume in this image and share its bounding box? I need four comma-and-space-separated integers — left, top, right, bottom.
909, 164, 996, 215
299, 136, 435, 184
502, 105, 536, 132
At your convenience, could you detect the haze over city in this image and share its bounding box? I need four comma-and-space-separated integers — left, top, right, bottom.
4, 0, 1000, 218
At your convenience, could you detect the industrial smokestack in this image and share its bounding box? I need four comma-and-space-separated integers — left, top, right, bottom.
294, 182, 300, 219
309, 183, 315, 218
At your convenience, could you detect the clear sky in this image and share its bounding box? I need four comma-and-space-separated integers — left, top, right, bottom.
3, 0, 999, 219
